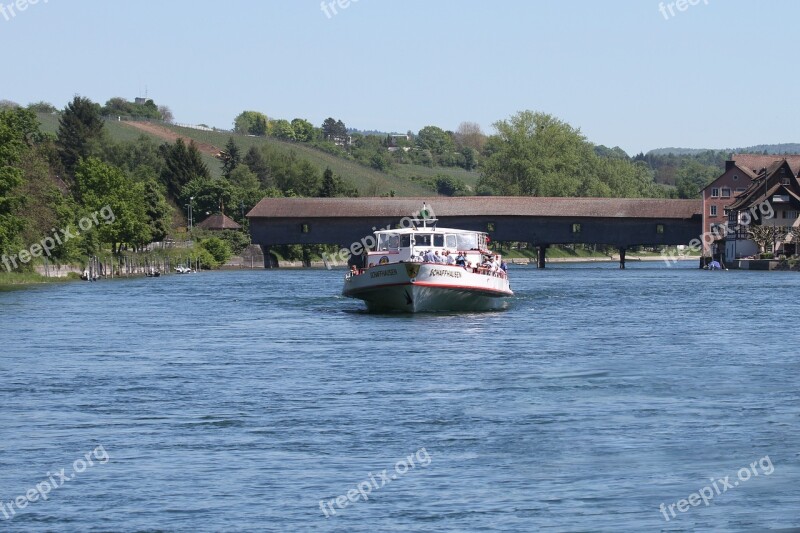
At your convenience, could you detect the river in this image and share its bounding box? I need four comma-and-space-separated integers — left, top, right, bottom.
1, 262, 798, 531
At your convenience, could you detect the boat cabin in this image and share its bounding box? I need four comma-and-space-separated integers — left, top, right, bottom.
367, 226, 490, 267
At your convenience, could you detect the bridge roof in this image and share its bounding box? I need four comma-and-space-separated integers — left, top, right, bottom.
247, 197, 701, 220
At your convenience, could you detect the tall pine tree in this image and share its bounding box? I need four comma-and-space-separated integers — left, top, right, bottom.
218, 137, 241, 178
159, 138, 210, 201
56, 96, 104, 176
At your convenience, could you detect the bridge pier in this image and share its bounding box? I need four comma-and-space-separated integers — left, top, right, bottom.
261, 245, 278, 268
302, 246, 311, 267
537, 245, 548, 269
619, 247, 626, 269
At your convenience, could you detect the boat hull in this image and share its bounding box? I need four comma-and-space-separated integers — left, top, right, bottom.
342, 263, 512, 313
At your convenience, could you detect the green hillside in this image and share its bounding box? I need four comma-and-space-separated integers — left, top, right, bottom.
35, 112, 476, 196
36, 113, 226, 181
163, 124, 434, 195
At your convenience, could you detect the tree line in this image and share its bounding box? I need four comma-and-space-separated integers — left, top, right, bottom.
2, 94, 742, 274
0, 96, 362, 272
233, 107, 737, 199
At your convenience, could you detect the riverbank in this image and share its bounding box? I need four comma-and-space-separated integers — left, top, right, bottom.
0, 271, 80, 287
540, 255, 697, 264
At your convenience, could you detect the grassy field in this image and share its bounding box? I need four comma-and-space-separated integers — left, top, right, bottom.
37, 112, 145, 143
388, 164, 481, 189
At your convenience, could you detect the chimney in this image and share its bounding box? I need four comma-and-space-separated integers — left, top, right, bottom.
725, 160, 736, 172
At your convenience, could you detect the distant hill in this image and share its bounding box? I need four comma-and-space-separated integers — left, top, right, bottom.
647, 147, 716, 156
647, 143, 800, 157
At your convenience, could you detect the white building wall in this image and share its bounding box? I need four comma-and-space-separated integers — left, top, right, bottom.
726, 239, 759, 260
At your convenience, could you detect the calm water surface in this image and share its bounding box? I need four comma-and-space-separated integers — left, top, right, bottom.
1, 262, 799, 532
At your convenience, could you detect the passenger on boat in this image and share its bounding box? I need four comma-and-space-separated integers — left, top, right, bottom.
500, 259, 508, 272
350, 265, 359, 275
455, 252, 466, 267
423, 250, 436, 262
445, 251, 455, 265
434, 251, 443, 263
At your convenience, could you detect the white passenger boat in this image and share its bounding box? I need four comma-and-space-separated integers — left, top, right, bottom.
342, 212, 512, 312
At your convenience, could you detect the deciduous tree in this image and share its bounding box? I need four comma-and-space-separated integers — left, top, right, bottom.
234, 111, 268, 136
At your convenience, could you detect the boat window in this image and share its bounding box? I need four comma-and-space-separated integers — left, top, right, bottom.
445, 235, 457, 248
378, 233, 401, 251
433, 234, 444, 247
415, 234, 432, 247
456, 233, 477, 250
400, 234, 411, 247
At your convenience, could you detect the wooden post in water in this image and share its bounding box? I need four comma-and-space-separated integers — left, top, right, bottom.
619, 247, 626, 269
537, 245, 547, 269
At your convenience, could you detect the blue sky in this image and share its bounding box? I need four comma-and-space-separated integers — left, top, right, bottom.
1, 0, 796, 155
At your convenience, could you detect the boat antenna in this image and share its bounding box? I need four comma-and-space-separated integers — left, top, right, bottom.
417, 202, 437, 229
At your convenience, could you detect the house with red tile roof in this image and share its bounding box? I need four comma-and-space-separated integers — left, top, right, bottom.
724, 159, 800, 259
700, 154, 800, 257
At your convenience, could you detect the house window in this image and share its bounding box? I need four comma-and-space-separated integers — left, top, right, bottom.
300, 223, 310, 233
710, 206, 717, 217
721, 187, 731, 198
788, 210, 799, 220
656, 224, 664, 234
733, 175, 739, 181
572, 223, 581, 234
711, 188, 720, 198
782, 177, 791, 186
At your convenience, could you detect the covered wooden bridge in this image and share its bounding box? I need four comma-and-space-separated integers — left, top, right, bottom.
246, 197, 703, 268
